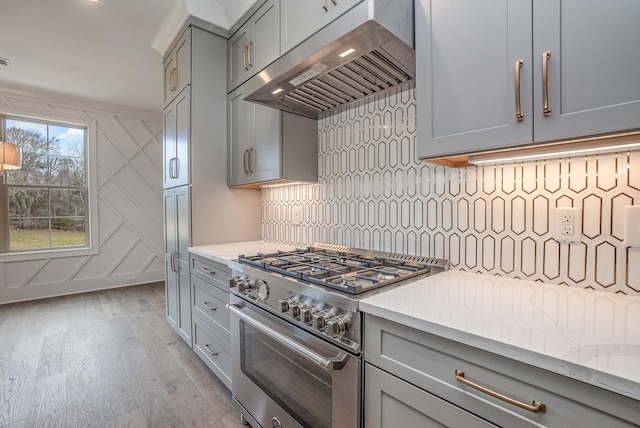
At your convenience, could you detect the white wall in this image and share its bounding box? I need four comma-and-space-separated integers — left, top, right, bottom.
0, 83, 163, 304
262, 85, 640, 296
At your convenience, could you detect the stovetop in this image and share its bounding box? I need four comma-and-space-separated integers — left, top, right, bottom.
238, 243, 449, 295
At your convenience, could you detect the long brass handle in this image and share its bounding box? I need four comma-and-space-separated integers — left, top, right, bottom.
247, 147, 254, 174
247, 41, 254, 68
170, 251, 178, 272
542, 51, 552, 116
168, 158, 174, 179
169, 68, 177, 91
322, 0, 329, 11
202, 301, 217, 311
204, 344, 219, 356
243, 149, 249, 174
243, 44, 249, 70
172, 157, 178, 179
515, 59, 524, 122
455, 370, 546, 414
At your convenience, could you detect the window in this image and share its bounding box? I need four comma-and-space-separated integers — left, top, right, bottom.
1, 115, 88, 253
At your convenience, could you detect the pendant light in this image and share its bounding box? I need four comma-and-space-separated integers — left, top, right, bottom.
0, 141, 22, 174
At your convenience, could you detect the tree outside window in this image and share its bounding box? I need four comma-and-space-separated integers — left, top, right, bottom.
2, 117, 87, 252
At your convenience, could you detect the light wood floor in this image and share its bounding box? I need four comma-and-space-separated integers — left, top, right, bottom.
0, 282, 245, 428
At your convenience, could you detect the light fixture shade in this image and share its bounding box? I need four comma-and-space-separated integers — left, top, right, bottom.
0, 141, 22, 171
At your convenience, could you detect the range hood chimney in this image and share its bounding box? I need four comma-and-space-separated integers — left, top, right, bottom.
242, 0, 415, 119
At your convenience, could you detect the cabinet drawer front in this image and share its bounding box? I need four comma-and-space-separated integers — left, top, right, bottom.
365, 363, 496, 428
191, 275, 231, 342
365, 315, 639, 428
192, 315, 232, 390
190, 254, 231, 290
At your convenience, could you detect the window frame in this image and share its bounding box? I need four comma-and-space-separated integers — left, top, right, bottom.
0, 109, 98, 261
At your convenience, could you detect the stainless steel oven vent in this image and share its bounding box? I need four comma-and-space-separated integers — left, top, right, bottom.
242, 0, 415, 119
282, 49, 413, 114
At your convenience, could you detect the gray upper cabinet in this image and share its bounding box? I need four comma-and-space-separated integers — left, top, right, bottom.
532, 0, 640, 143
417, 0, 640, 160
163, 28, 190, 107
280, 0, 363, 54
163, 87, 190, 189
228, 85, 318, 187
228, 0, 280, 92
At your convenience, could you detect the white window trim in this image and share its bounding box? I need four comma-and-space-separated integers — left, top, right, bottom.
0, 109, 98, 261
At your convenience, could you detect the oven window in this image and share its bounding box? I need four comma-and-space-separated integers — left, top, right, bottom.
240, 321, 332, 428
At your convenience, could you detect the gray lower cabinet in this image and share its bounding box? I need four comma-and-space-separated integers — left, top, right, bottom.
189, 254, 233, 389
227, 84, 318, 187
365, 364, 496, 428
164, 186, 191, 344
364, 314, 640, 427
416, 0, 640, 161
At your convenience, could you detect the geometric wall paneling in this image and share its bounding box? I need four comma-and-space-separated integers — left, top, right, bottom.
262, 85, 640, 295
0, 84, 163, 303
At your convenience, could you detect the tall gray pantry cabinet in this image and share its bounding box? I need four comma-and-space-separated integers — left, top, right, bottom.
162, 25, 261, 346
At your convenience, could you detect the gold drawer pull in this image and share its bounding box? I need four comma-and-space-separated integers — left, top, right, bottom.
514, 59, 524, 122
542, 50, 552, 117
455, 370, 546, 414
202, 267, 216, 275
204, 344, 219, 356
202, 301, 217, 311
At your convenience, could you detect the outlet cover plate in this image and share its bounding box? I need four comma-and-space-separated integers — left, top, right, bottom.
554, 207, 582, 243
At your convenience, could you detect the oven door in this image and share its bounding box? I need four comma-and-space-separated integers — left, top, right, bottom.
228, 296, 360, 428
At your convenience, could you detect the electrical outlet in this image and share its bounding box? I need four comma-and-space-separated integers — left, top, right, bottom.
292, 206, 301, 225
554, 207, 582, 243
126, 276, 137, 285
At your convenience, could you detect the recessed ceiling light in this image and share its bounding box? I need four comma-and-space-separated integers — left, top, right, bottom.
271, 88, 283, 95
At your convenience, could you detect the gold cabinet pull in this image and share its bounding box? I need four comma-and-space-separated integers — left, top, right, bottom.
243, 149, 249, 174
322, 0, 329, 11
202, 301, 217, 311
515, 60, 524, 121
243, 44, 249, 70
170, 251, 178, 272
202, 267, 216, 276
247, 41, 254, 68
204, 344, 219, 356
455, 370, 546, 414
542, 51, 552, 116
247, 147, 254, 174
169, 68, 177, 91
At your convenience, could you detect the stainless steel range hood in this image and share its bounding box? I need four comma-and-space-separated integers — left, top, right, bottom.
242, 0, 415, 119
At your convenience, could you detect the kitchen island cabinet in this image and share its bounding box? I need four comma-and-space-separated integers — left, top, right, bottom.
161, 24, 261, 346
361, 271, 640, 427
416, 0, 640, 161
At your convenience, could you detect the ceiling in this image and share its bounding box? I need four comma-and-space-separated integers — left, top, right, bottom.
0, 0, 257, 113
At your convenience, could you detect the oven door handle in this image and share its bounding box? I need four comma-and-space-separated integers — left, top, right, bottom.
227, 303, 349, 371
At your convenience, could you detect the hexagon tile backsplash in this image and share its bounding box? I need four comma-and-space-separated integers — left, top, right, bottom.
262, 85, 640, 295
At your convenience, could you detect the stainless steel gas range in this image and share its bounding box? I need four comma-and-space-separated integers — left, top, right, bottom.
226, 243, 448, 428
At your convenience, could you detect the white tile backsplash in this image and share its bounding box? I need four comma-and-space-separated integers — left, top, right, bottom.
262, 85, 640, 295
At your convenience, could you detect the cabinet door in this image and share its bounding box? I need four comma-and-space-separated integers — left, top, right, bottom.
163, 189, 178, 330
175, 185, 191, 343
533, 0, 640, 142
365, 364, 496, 428
163, 28, 191, 106
227, 87, 255, 186
228, 26, 253, 91
163, 87, 191, 189
250, 102, 282, 183
281, 0, 331, 54
251, 0, 279, 73
416, 0, 533, 160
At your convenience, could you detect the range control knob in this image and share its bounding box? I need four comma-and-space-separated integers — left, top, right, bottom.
257, 280, 269, 300
300, 306, 320, 323
237, 279, 255, 293
326, 316, 350, 338
278, 297, 294, 313
312, 311, 334, 330
289, 301, 307, 318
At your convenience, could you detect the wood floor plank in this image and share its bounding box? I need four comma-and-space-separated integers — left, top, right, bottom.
0, 283, 244, 428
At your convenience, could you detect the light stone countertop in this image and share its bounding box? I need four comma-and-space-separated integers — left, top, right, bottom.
188, 240, 297, 265
359, 269, 640, 402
